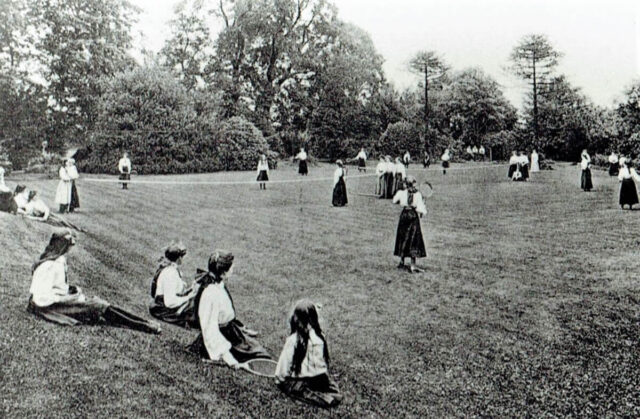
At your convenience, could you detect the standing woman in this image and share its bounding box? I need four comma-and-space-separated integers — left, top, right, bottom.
519, 151, 530, 181
188, 251, 271, 366
508, 151, 518, 179
28, 229, 161, 333
256, 154, 269, 190
392, 176, 427, 273
441, 148, 450, 175
530, 149, 540, 173
608, 151, 619, 177
618, 158, 640, 209
375, 156, 386, 196
331, 160, 348, 207
295, 147, 308, 176
580, 150, 593, 192
403, 150, 411, 168
118, 152, 132, 190
55, 159, 72, 213
67, 159, 80, 212
393, 157, 406, 194
384, 156, 395, 199
0, 166, 16, 213
355, 148, 367, 172
422, 152, 430, 168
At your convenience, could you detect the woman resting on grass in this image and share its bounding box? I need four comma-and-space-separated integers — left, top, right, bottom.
187, 251, 270, 367
275, 299, 342, 408
149, 243, 199, 328
28, 229, 161, 334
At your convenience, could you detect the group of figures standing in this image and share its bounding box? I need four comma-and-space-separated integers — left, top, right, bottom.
54, 158, 80, 213
465, 145, 487, 161
508, 150, 539, 181
605, 151, 640, 210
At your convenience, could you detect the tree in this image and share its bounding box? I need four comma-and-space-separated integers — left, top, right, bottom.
509, 34, 562, 141
409, 50, 448, 151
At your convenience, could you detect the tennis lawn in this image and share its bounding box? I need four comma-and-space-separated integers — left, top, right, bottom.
1, 162, 638, 417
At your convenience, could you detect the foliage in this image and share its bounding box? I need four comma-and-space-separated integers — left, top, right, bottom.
375, 120, 424, 159
217, 116, 269, 170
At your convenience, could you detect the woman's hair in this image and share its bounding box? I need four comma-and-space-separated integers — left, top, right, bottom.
207, 251, 234, 281
289, 299, 329, 376
28, 190, 37, 201
164, 243, 187, 262
33, 229, 75, 273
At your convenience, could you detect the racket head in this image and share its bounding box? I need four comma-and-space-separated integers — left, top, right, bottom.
240, 358, 278, 377
422, 182, 434, 198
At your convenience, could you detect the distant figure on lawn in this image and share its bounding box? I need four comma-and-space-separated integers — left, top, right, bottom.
0, 166, 10, 192
0, 167, 16, 213
530, 149, 540, 173
118, 152, 132, 190
608, 151, 619, 177
354, 148, 367, 172
508, 151, 518, 179
472, 146, 479, 161
441, 149, 450, 175
332, 160, 348, 207
618, 158, 640, 210
375, 156, 386, 196
149, 243, 199, 328
519, 151, 530, 181
393, 176, 427, 273
67, 159, 80, 212
394, 157, 406, 194
256, 154, 269, 190
382, 156, 395, 199
187, 251, 271, 367
55, 159, 73, 213
580, 150, 593, 192
422, 152, 431, 168
28, 229, 161, 333
478, 145, 486, 161
275, 299, 343, 408
403, 151, 411, 168
295, 148, 308, 176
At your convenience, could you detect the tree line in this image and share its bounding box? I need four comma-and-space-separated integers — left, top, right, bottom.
0, 0, 638, 173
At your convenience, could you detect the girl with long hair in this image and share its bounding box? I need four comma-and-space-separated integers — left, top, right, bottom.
275, 299, 342, 408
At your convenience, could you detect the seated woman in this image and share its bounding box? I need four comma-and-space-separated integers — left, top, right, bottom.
28, 229, 161, 334
275, 299, 342, 408
149, 243, 199, 328
187, 251, 271, 367
14, 184, 30, 212
20, 190, 50, 220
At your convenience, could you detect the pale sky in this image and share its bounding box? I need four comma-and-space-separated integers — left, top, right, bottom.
130, 0, 640, 109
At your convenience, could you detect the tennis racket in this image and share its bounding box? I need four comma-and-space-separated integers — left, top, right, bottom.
422, 181, 434, 198
239, 358, 278, 377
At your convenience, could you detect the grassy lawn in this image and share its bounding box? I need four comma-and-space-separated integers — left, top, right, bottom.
1, 161, 638, 417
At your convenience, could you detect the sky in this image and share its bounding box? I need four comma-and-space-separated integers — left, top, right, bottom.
130, 0, 640, 109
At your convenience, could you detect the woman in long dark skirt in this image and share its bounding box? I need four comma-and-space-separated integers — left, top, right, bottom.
508, 151, 518, 179
384, 156, 395, 199
618, 158, 640, 209
67, 159, 80, 212
392, 176, 427, 273
608, 152, 619, 177
580, 150, 593, 192
331, 160, 348, 207
295, 148, 308, 176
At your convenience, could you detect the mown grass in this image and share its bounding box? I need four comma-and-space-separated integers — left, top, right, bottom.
1, 162, 639, 417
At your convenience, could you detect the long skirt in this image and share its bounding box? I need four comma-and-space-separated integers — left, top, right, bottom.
521, 164, 529, 180
383, 173, 394, 199
28, 294, 109, 326
149, 296, 198, 329
55, 180, 71, 205
257, 170, 269, 182
278, 374, 343, 408
0, 191, 17, 213
442, 161, 449, 169
619, 178, 639, 207
376, 176, 385, 196
581, 169, 593, 191
357, 158, 366, 169
531, 159, 540, 172
508, 164, 517, 178
298, 160, 308, 175
394, 208, 427, 258
188, 319, 271, 363
69, 180, 80, 210
393, 174, 405, 194
609, 163, 619, 177
332, 178, 348, 207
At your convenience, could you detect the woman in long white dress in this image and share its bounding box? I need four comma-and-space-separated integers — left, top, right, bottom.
530, 150, 540, 172
55, 160, 72, 213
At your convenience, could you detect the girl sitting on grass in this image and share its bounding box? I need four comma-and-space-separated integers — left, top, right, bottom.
275, 299, 342, 408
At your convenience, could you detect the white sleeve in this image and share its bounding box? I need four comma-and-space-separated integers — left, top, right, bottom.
632, 169, 640, 182
158, 268, 189, 308
333, 169, 340, 186
275, 335, 297, 382
59, 168, 70, 181
392, 190, 404, 204
414, 192, 427, 215
198, 287, 232, 360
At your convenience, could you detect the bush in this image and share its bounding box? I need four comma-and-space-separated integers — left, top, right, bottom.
375, 121, 424, 159
217, 117, 269, 171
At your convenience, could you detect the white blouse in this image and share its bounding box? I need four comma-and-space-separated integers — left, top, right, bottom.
520, 155, 530, 165
14, 192, 29, 210
385, 161, 396, 174
257, 160, 269, 172
375, 162, 386, 177
198, 282, 235, 361
618, 166, 640, 181
393, 189, 427, 215
30, 256, 70, 307
67, 165, 79, 180
275, 328, 328, 382
609, 154, 619, 164
356, 150, 367, 160
118, 157, 131, 173
25, 199, 49, 218
295, 151, 307, 160
333, 167, 345, 186
441, 152, 450, 161
394, 163, 406, 178
155, 264, 190, 308
509, 155, 519, 165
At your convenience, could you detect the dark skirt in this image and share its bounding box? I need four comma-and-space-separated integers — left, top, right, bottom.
298, 160, 308, 175
332, 178, 348, 207
423, 158, 430, 168
581, 169, 593, 191
521, 164, 529, 180
609, 163, 619, 176
382, 173, 394, 199
394, 207, 427, 258
357, 158, 366, 168
442, 161, 449, 168
278, 374, 343, 408
188, 319, 271, 363
394, 174, 405, 194
149, 296, 198, 329
70, 180, 80, 210
508, 164, 517, 178
119, 173, 131, 181
257, 170, 269, 182
28, 295, 109, 326
0, 191, 17, 213
619, 178, 639, 207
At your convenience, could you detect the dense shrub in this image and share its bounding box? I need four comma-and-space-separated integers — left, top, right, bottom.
217, 117, 269, 171
375, 121, 424, 159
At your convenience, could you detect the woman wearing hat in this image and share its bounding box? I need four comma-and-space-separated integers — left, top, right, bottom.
618, 157, 640, 209
149, 243, 199, 328
28, 229, 161, 333
580, 150, 593, 192
392, 176, 427, 273
332, 160, 348, 207
67, 158, 80, 212
55, 159, 72, 213
187, 251, 271, 367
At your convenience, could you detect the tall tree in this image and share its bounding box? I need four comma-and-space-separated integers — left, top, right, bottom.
409, 50, 448, 151
509, 34, 562, 141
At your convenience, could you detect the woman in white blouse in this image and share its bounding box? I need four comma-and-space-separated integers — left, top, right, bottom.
256, 154, 269, 190
331, 160, 348, 207
149, 243, 199, 328
118, 152, 132, 190
187, 251, 271, 367
508, 151, 519, 179
294, 148, 308, 176
55, 159, 72, 213
382, 156, 395, 199
393, 157, 407, 195
608, 151, 619, 177
618, 157, 640, 209
580, 150, 593, 192
66, 158, 80, 212
441, 149, 450, 175
375, 156, 386, 196
28, 229, 161, 333
392, 176, 427, 273
275, 299, 342, 408
355, 148, 367, 172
